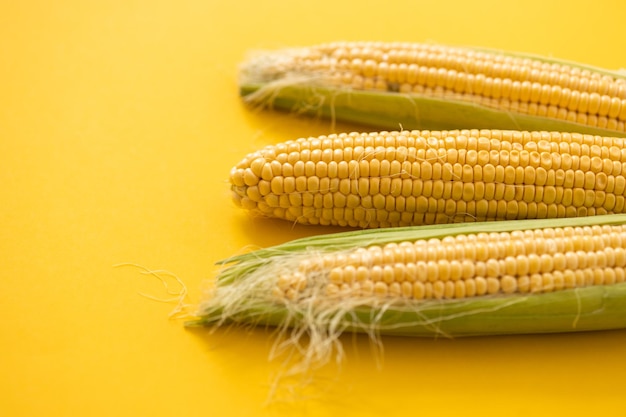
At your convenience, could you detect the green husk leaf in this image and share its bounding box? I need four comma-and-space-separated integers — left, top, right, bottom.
241, 83, 624, 137
190, 283, 626, 337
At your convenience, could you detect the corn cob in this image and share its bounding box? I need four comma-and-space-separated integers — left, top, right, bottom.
190, 215, 626, 370
240, 41, 626, 136
230, 129, 626, 228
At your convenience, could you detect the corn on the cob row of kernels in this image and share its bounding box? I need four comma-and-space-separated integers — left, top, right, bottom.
276, 223, 626, 302
240, 41, 626, 136
193, 215, 626, 337
230, 129, 626, 228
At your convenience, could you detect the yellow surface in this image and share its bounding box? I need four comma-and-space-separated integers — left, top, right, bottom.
2, 0, 626, 415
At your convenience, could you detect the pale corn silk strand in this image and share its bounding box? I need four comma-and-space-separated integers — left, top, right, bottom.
194, 215, 626, 399
239, 42, 626, 136
114, 263, 194, 319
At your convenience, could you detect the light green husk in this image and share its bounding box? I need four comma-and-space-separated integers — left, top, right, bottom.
239, 43, 626, 137
190, 214, 626, 337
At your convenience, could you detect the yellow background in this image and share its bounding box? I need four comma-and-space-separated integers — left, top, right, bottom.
2, 0, 626, 415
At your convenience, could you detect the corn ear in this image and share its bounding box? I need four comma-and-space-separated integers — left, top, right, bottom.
190, 214, 626, 337
240, 41, 626, 136
230, 129, 626, 228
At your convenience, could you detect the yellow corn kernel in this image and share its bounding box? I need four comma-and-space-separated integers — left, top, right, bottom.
265, 220, 626, 301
